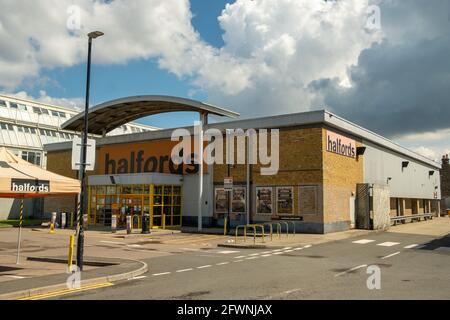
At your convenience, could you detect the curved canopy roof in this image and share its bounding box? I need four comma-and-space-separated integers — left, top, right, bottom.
61, 95, 240, 135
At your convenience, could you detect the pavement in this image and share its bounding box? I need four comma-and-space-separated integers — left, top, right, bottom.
0, 217, 449, 299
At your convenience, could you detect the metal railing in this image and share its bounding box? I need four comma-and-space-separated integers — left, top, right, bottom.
234, 221, 296, 243
235, 224, 265, 244
391, 213, 433, 225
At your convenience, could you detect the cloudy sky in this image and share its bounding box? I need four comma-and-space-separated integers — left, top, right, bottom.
1, 0, 449, 162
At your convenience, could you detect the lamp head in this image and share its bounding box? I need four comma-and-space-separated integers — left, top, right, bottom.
88, 31, 104, 39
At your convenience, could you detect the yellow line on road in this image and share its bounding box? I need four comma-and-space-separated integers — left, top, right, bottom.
19, 282, 114, 300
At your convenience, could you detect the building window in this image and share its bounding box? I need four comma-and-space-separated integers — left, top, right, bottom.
30, 128, 36, 134
7, 124, 14, 131
21, 151, 41, 166
0, 123, 7, 130
9, 102, 18, 109
0, 100, 6, 107
18, 104, 27, 111
52, 110, 59, 117
59, 112, 66, 118
276, 186, 294, 215
33, 107, 42, 114
17, 126, 24, 132
41, 108, 49, 115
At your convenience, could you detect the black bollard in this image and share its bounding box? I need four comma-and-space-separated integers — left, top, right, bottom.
142, 213, 151, 234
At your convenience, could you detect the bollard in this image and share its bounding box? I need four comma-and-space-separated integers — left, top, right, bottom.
49, 222, 55, 234
162, 214, 166, 230
68, 235, 75, 269
126, 215, 132, 234
61, 212, 66, 229
224, 217, 228, 236
83, 214, 88, 229
142, 214, 150, 234
111, 214, 117, 233
51, 212, 57, 226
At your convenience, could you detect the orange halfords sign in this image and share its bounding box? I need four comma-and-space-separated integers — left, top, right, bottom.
98, 140, 207, 175
326, 130, 356, 158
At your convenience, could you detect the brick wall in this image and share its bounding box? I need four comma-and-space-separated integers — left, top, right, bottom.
322, 127, 364, 227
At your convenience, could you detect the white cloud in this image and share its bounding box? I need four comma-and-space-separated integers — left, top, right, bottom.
0, 0, 201, 89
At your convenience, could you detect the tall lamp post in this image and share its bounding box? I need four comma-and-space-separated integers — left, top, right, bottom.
76, 31, 104, 271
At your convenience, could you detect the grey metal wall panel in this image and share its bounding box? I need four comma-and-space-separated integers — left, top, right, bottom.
363, 140, 440, 199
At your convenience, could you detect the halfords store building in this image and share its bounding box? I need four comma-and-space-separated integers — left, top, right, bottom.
43, 96, 442, 234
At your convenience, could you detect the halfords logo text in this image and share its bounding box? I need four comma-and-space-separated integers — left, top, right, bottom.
11, 179, 50, 193
326, 130, 356, 158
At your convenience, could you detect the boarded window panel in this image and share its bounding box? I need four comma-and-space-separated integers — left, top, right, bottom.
299, 186, 318, 215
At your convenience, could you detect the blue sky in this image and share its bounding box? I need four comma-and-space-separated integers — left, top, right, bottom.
16, 0, 233, 129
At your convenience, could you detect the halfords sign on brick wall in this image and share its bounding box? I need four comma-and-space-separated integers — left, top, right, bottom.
11, 179, 50, 193
326, 130, 356, 158
98, 140, 207, 175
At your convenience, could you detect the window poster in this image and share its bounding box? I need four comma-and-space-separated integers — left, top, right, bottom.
214, 187, 228, 213
256, 187, 273, 215
231, 187, 246, 214
276, 186, 294, 215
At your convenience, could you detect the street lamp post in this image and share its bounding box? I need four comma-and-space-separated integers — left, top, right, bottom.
76, 31, 104, 272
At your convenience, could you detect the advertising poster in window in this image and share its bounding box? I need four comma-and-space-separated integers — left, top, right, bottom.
276, 186, 294, 215
231, 187, 246, 214
214, 188, 228, 214
256, 187, 273, 215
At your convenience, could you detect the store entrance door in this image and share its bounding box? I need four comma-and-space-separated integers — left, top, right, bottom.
120, 196, 143, 229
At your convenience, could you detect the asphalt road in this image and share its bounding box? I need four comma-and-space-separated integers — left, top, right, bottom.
53, 231, 450, 300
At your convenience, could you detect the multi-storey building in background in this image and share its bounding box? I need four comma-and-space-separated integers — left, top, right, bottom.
0, 94, 158, 219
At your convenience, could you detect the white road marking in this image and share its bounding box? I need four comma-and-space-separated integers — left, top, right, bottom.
335, 264, 367, 277
128, 275, 147, 280
284, 288, 302, 295
404, 244, 419, 249
100, 241, 123, 245
176, 268, 193, 273
234, 255, 246, 259
377, 242, 400, 247
197, 265, 212, 269
127, 244, 143, 248
261, 254, 272, 257
293, 248, 303, 251
415, 244, 426, 249
152, 272, 171, 276
435, 247, 450, 252
216, 262, 229, 266
234, 260, 244, 263
272, 249, 283, 252
284, 250, 294, 253
282, 247, 292, 250
217, 250, 240, 254
245, 256, 259, 260
4, 275, 25, 279
381, 251, 401, 259
261, 251, 272, 254
273, 252, 284, 255
352, 239, 375, 244
249, 253, 260, 256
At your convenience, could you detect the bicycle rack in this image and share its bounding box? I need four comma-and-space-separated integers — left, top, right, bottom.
278, 221, 289, 238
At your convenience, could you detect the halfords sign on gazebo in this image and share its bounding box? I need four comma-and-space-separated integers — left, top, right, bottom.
11, 179, 50, 193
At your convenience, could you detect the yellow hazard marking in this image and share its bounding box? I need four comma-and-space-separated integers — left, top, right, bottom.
19, 282, 113, 300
